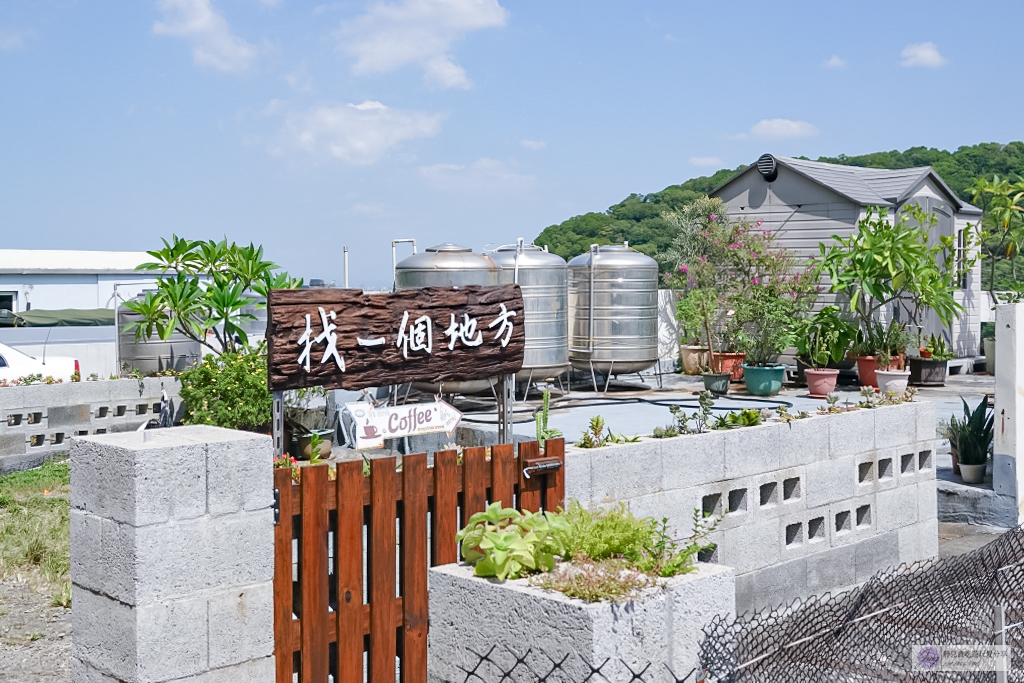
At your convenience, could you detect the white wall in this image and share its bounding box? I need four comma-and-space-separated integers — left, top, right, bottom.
0, 327, 117, 378
0, 273, 158, 312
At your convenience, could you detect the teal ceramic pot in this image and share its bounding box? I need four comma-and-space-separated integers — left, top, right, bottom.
742, 364, 786, 396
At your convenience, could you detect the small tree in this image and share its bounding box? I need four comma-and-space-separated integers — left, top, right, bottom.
970, 176, 1024, 295
124, 236, 302, 355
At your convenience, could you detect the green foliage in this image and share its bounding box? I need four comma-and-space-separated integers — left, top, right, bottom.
532, 557, 657, 603
854, 319, 913, 367
819, 205, 963, 334
535, 168, 743, 262
651, 424, 679, 439
948, 398, 994, 466
711, 408, 762, 430
456, 502, 569, 581
576, 415, 608, 448
179, 343, 272, 431
308, 432, 324, 465
534, 389, 562, 448
970, 176, 1024, 293
795, 306, 858, 368
668, 391, 715, 434
775, 406, 810, 422
125, 236, 302, 356
919, 333, 955, 361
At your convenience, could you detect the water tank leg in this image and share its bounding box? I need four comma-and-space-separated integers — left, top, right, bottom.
603, 361, 615, 395
497, 374, 514, 444
588, 361, 599, 394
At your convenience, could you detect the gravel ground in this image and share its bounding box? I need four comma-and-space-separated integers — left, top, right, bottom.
0, 580, 71, 683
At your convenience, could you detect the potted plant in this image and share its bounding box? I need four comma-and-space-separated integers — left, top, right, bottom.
734, 286, 792, 396
679, 288, 733, 394
909, 333, 954, 386
947, 398, 993, 484
795, 306, 857, 398
852, 320, 910, 389
675, 293, 709, 375
938, 419, 961, 476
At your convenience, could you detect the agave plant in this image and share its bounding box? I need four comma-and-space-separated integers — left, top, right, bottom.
948, 398, 993, 466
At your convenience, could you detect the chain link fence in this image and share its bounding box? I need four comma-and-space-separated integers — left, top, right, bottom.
700, 526, 1024, 683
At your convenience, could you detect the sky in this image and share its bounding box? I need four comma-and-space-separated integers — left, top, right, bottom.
1, 0, 1021, 289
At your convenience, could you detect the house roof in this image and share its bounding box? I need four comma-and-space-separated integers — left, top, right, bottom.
0, 249, 155, 275
713, 155, 984, 216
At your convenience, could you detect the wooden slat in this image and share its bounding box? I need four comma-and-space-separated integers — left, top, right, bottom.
517, 440, 542, 512
461, 446, 488, 525
369, 457, 398, 683
273, 468, 295, 683
489, 443, 516, 509
291, 598, 404, 643
300, 465, 330, 683
335, 460, 364, 683
401, 454, 429, 682
431, 450, 459, 567
542, 438, 566, 512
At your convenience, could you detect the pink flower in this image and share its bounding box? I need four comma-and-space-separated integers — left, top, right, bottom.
709, 214, 717, 221
679, 265, 688, 272
756, 220, 764, 227
752, 278, 759, 285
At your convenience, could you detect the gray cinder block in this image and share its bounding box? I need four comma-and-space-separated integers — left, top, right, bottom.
855, 530, 900, 582
723, 423, 780, 479
427, 562, 735, 683
828, 409, 875, 459
874, 403, 917, 449
207, 583, 276, 669
578, 438, 664, 502
777, 415, 829, 469
662, 430, 726, 487
804, 456, 857, 508
806, 543, 857, 594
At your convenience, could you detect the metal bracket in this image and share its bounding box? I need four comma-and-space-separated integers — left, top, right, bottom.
522, 459, 563, 479
272, 488, 280, 525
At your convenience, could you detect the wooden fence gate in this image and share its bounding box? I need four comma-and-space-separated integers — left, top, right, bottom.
272, 439, 566, 683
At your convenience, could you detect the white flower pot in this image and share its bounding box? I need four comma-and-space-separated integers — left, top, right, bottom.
875, 369, 910, 395
959, 462, 987, 484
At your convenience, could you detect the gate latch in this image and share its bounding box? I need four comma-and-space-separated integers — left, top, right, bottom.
522, 459, 562, 479
272, 488, 280, 525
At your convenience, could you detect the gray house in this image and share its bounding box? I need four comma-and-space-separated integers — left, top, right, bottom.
711, 154, 984, 356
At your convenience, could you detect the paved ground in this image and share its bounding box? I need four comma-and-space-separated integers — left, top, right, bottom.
938, 522, 1010, 559
0, 580, 71, 683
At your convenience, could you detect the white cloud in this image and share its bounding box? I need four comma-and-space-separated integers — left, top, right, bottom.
689, 156, 722, 167
284, 70, 314, 92
340, 0, 508, 89
744, 118, 819, 140
153, 0, 257, 72
0, 30, 27, 51
277, 100, 445, 165
419, 158, 534, 192
823, 55, 845, 68
901, 42, 946, 68
520, 139, 545, 150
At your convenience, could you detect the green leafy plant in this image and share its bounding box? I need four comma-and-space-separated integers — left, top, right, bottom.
125, 236, 302, 355
712, 408, 762, 429
919, 333, 955, 361
775, 406, 810, 422
576, 415, 609, 448
307, 432, 324, 466
795, 306, 858, 368
456, 502, 569, 580
853, 319, 912, 368
651, 424, 679, 439
668, 391, 715, 434
178, 343, 272, 431
534, 389, 562, 449
948, 398, 993, 466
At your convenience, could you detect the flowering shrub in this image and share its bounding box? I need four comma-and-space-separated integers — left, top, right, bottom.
179, 343, 272, 431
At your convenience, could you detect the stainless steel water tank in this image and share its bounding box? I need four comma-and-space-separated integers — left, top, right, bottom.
394, 243, 501, 394
568, 244, 659, 375
491, 242, 569, 380
117, 296, 202, 376
394, 242, 500, 290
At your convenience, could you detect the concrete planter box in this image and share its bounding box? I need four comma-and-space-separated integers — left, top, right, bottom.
428, 562, 735, 683
562, 401, 937, 614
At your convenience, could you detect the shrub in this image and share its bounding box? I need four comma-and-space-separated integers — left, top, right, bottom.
179, 343, 272, 431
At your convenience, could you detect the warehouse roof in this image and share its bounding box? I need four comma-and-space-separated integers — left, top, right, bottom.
0, 249, 155, 275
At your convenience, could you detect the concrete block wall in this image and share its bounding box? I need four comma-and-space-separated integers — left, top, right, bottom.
428, 561, 735, 683
0, 377, 182, 474
564, 401, 937, 614
70, 425, 274, 683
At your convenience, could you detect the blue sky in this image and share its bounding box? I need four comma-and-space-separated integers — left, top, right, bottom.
1, 1, 1020, 289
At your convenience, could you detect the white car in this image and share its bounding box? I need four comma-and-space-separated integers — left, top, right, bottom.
0, 342, 79, 384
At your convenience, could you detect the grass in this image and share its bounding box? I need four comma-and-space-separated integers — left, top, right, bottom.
0, 459, 71, 606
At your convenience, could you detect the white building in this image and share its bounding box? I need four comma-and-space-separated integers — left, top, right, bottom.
711, 154, 984, 357
0, 249, 158, 313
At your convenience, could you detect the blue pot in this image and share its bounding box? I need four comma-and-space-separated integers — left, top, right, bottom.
742, 364, 786, 396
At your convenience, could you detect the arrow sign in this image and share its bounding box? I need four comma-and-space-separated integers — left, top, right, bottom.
345, 400, 463, 450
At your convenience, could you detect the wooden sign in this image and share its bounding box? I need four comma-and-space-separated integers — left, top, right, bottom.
266, 285, 525, 391
344, 400, 463, 449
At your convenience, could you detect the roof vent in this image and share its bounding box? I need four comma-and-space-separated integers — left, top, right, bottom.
757, 154, 778, 182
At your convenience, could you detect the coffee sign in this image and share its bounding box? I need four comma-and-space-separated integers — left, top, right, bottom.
266, 285, 525, 392
345, 400, 463, 449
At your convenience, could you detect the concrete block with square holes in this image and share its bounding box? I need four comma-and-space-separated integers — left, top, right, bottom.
563, 401, 935, 614
69, 426, 275, 683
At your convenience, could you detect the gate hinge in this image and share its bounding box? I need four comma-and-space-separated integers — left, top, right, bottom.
522, 458, 563, 479
272, 488, 280, 525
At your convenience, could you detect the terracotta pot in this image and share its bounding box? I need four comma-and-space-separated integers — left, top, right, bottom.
875, 369, 910, 395
805, 368, 839, 399
713, 352, 746, 380
855, 356, 880, 387
950, 444, 961, 476
960, 463, 987, 484
679, 345, 709, 375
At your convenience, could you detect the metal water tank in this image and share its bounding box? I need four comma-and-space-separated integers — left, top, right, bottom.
394, 243, 501, 394
394, 242, 500, 289
117, 296, 202, 376
568, 244, 659, 375
491, 241, 569, 381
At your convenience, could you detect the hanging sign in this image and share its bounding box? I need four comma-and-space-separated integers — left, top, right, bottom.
344, 400, 463, 449
266, 285, 525, 392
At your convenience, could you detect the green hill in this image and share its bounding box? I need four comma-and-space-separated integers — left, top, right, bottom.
535, 142, 1024, 264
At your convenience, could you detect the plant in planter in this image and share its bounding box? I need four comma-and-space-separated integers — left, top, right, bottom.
851, 319, 912, 389
668, 390, 716, 434
910, 333, 955, 386
534, 389, 562, 449
947, 398, 993, 484
733, 281, 816, 396
795, 306, 857, 398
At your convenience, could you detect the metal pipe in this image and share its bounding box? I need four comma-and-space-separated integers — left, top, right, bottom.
391, 238, 417, 291
588, 243, 598, 353
343, 246, 349, 288
513, 237, 524, 285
